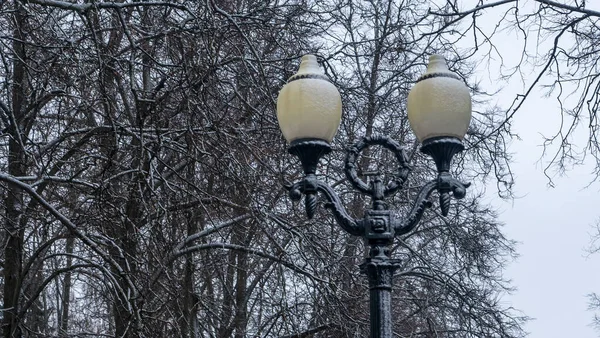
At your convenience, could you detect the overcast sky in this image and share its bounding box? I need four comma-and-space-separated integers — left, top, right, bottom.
465, 2, 600, 336
495, 97, 600, 338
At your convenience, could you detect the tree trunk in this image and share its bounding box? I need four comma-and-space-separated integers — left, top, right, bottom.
3, 2, 27, 337
182, 213, 200, 338
59, 236, 74, 336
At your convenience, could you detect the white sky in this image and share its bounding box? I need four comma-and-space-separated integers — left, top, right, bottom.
464, 1, 600, 336
488, 76, 600, 337
499, 110, 600, 338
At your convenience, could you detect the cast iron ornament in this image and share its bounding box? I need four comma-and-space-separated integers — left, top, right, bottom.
287, 135, 470, 237
286, 135, 469, 338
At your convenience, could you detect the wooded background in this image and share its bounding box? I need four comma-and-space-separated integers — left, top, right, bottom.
0, 0, 597, 337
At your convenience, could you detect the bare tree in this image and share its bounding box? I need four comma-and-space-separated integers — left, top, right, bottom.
301, 0, 524, 336
0, 0, 527, 337
426, 0, 600, 182
427, 0, 600, 333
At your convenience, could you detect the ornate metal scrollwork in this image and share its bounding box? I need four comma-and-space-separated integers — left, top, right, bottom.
288, 175, 362, 236
286, 134, 470, 338
286, 135, 469, 240
344, 135, 411, 199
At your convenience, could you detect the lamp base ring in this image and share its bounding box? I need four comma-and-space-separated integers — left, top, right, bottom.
420, 136, 464, 173
288, 138, 332, 175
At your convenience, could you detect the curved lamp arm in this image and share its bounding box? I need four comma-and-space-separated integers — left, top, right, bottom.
394, 180, 436, 236
288, 175, 363, 236
395, 173, 470, 235
284, 136, 470, 240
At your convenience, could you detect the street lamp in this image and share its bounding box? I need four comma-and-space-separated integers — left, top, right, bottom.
277, 54, 471, 338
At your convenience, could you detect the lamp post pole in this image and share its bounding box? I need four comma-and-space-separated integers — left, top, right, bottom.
278, 55, 472, 338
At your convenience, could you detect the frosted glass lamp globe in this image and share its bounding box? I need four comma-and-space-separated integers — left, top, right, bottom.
276, 55, 342, 144
407, 55, 472, 142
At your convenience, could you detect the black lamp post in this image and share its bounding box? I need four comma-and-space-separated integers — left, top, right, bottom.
277, 55, 472, 338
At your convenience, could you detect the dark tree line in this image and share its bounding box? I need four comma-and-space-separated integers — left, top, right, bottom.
0, 0, 531, 337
